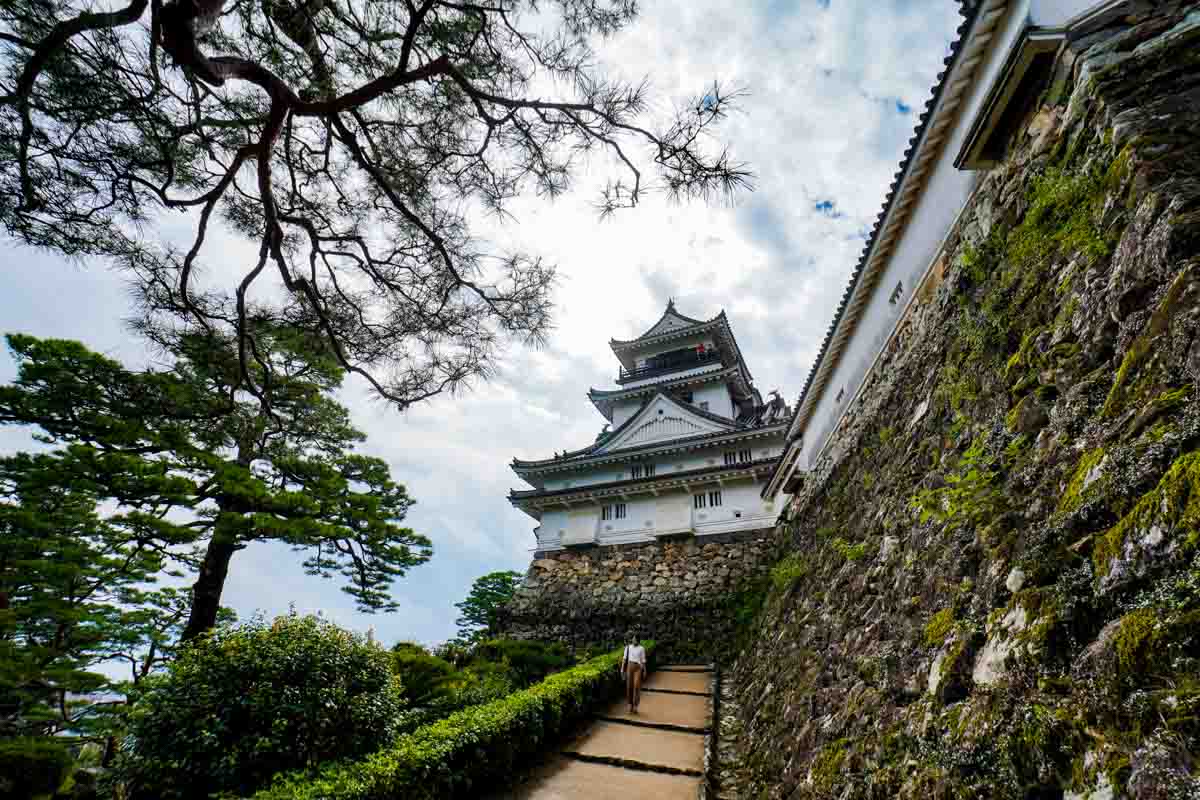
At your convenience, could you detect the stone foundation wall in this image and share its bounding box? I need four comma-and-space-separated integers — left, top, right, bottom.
727, 6, 1200, 798
501, 530, 775, 662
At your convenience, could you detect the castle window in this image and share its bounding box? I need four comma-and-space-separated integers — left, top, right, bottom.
693, 493, 707, 509
631, 463, 656, 479
601, 504, 626, 521
680, 391, 694, 404
708, 490, 723, 507
889, 281, 904, 305
723, 451, 737, 466
739, 449, 752, 463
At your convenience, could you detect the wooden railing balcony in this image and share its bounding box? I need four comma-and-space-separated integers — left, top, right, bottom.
617, 348, 722, 383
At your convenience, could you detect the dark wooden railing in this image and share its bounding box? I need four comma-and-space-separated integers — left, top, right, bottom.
617, 348, 721, 383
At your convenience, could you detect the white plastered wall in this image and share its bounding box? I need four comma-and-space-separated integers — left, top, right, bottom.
795, 0, 1034, 473
532, 478, 781, 550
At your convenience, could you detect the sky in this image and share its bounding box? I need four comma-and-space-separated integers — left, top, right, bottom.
0, 0, 962, 648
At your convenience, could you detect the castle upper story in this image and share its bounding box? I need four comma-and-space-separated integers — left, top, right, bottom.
509, 302, 790, 553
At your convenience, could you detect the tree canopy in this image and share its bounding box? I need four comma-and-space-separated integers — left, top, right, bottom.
0, 0, 750, 408
453, 569, 522, 643
0, 331, 432, 641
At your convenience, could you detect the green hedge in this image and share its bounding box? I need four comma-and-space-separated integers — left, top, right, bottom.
254, 641, 655, 800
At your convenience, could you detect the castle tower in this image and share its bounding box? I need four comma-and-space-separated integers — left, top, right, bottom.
510, 301, 791, 552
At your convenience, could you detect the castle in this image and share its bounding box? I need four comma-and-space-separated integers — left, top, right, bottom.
502, 0, 1153, 658
509, 301, 790, 553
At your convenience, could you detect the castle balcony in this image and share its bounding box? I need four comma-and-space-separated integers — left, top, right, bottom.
616, 348, 721, 384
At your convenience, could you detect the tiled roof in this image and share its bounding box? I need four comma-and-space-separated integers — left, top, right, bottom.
608, 300, 715, 347
783, 0, 985, 441
511, 389, 784, 472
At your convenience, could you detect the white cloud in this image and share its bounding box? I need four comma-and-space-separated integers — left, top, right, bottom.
0, 0, 962, 645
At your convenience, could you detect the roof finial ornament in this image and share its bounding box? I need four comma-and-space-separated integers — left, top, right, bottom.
666, 297, 676, 311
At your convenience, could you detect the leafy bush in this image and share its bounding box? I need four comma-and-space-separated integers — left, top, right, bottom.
471, 638, 573, 687
254, 642, 655, 800
771, 552, 809, 591
910, 436, 1006, 528
116, 613, 404, 800
391, 642, 458, 705
0, 737, 73, 800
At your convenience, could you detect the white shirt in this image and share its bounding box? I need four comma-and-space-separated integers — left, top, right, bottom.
624, 644, 646, 666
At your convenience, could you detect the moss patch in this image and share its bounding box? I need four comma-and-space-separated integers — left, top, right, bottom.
925, 608, 956, 647
1058, 447, 1106, 513
1093, 452, 1200, 580
1103, 266, 1194, 417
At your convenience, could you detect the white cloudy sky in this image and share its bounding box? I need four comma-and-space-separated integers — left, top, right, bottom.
0, 0, 961, 647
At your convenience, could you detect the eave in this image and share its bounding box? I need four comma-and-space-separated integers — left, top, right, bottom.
509, 458, 779, 516
587, 364, 751, 421
511, 422, 789, 485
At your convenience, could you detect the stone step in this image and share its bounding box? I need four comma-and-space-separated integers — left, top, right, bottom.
641, 687, 709, 697
561, 751, 703, 778
561, 720, 706, 775
594, 715, 709, 735
643, 670, 713, 695
496, 756, 698, 799
600, 690, 710, 730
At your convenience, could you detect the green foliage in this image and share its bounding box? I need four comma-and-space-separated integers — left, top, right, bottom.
925, 608, 956, 647
1103, 268, 1193, 416
910, 436, 1006, 529
771, 552, 810, 592
809, 738, 852, 794
453, 570, 524, 644
831, 536, 870, 562
1006, 166, 1115, 272
0, 737, 73, 800
1058, 447, 1106, 514
470, 638, 573, 687
391, 643, 458, 705
253, 642, 656, 800
117, 613, 404, 800
1094, 452, 1200, 580
1113, 607, 1159, 675
0, 333, 432, 641
0, 463, 193, 741
0, 0, 744, 412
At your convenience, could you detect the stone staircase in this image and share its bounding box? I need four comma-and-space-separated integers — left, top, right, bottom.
496, 665, 717, 799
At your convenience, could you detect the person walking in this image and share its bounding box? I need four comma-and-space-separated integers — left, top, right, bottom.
620, 633, 647, 714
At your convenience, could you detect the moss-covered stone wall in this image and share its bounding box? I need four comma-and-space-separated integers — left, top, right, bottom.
501, 531, 775, 663
727, 6, 1200, 798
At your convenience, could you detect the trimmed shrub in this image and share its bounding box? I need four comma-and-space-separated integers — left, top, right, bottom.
0, 737, 73, 800
391, 643, 458, 705
471, 638, 573, 687
254, 641, 656, 800
116, 613, 404, 800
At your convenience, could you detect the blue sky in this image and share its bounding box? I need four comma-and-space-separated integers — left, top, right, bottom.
0, 0, 961, 647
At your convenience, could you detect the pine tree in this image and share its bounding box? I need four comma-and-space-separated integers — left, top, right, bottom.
0, 330, 432, 642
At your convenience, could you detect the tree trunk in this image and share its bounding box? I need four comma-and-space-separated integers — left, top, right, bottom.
180, 517, 240, 642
